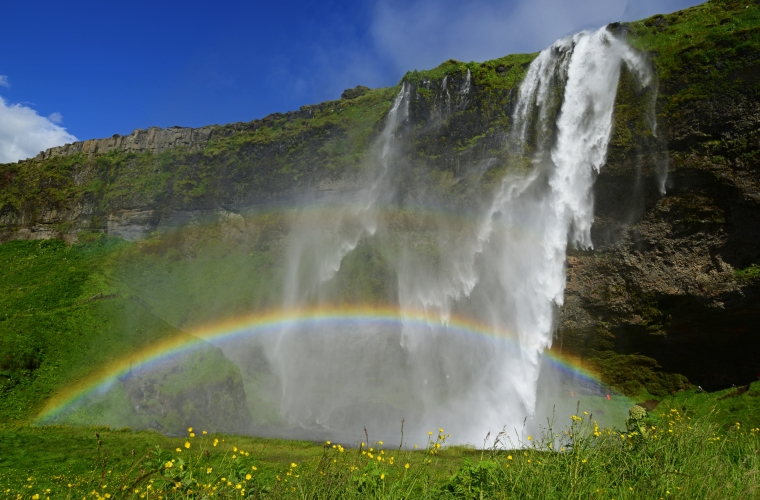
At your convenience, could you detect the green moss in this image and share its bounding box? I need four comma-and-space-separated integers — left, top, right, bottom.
734, 263, 760, 280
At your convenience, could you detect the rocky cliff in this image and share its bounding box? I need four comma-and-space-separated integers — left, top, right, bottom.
2, 0, 759, 395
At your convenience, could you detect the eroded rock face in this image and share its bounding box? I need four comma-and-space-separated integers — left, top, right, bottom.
556, 89, 760, 393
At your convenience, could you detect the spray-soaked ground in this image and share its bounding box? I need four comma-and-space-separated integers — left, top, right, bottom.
47, 26, 661, 445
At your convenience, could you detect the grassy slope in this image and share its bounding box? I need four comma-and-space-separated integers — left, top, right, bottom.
0, 238, 247, 427
0, 384, 758, 499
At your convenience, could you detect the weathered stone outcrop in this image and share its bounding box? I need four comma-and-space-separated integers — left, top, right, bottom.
28, 104, 326, 162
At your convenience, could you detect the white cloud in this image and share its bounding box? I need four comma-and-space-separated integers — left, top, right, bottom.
370, 0, 703, 75
0, 75, 9, 88
0, 97, 77, 163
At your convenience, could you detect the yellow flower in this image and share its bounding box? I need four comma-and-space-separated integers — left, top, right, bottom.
405, 463, 410, 469
378, 440, 383, 445
184, 441, 191, 449
206, 468, 212, 474
176, 448, 182, 453
291, 463, 297, 468
527, 436, 532, 441
246, 474, 251, 480
32, 495, 39, 500
188, 427, 193, 433
233, 447, 238, 452
507, 455, 513, 460
165, 462, 173, 468
326, 441, 331, 445
202, 430, 207, 434
213, 439, 219, 447
189, 432, 195, 438
251, 466, 257, 471
428, 431, 433, 435
381, 474, 385, 479
582, 459, 587, 463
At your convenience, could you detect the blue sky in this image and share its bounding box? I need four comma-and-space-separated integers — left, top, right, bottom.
0, 0, 703, 162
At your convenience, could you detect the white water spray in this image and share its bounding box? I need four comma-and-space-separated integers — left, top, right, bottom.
250, 27, 656, 444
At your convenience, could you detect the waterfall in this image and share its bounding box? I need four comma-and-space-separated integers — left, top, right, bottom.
255, 27, 656, 444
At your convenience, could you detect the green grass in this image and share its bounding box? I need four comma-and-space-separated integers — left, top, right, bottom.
734, 263, 760, 280
0, 238, 247, 430
1, 385, 759, 499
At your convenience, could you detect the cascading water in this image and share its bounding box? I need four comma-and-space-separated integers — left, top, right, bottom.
245, 27, 658, 444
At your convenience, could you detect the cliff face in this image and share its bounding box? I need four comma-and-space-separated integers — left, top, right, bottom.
1, 1, 759, 394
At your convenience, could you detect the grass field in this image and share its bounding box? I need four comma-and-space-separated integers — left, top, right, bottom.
1, 384, 759, 499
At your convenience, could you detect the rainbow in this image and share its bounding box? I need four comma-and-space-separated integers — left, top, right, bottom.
36, 305, 603, 422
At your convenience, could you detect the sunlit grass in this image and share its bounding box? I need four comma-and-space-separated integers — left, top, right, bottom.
2, 395, 759, 499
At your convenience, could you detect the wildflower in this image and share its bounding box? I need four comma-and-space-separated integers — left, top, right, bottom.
233, 447, 238, 452
291, 463, 297, 468
176, 448, 182, 453
206, 468, 212, 474
185, 441, 191, 449
428, 431, 433, 435
405, 463, 410, 469
213, 439, 219, 447
381, 474, 385, 479
582, 459, 587, 463
507, 455, 512, 460
202, 430, 207, 434
165, 462, 173, 469
326, 441, 331, 445
188, 427, 193, 433
189, 432, 195, 438
527, 436, 532, 441
251, 466, 258, 471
